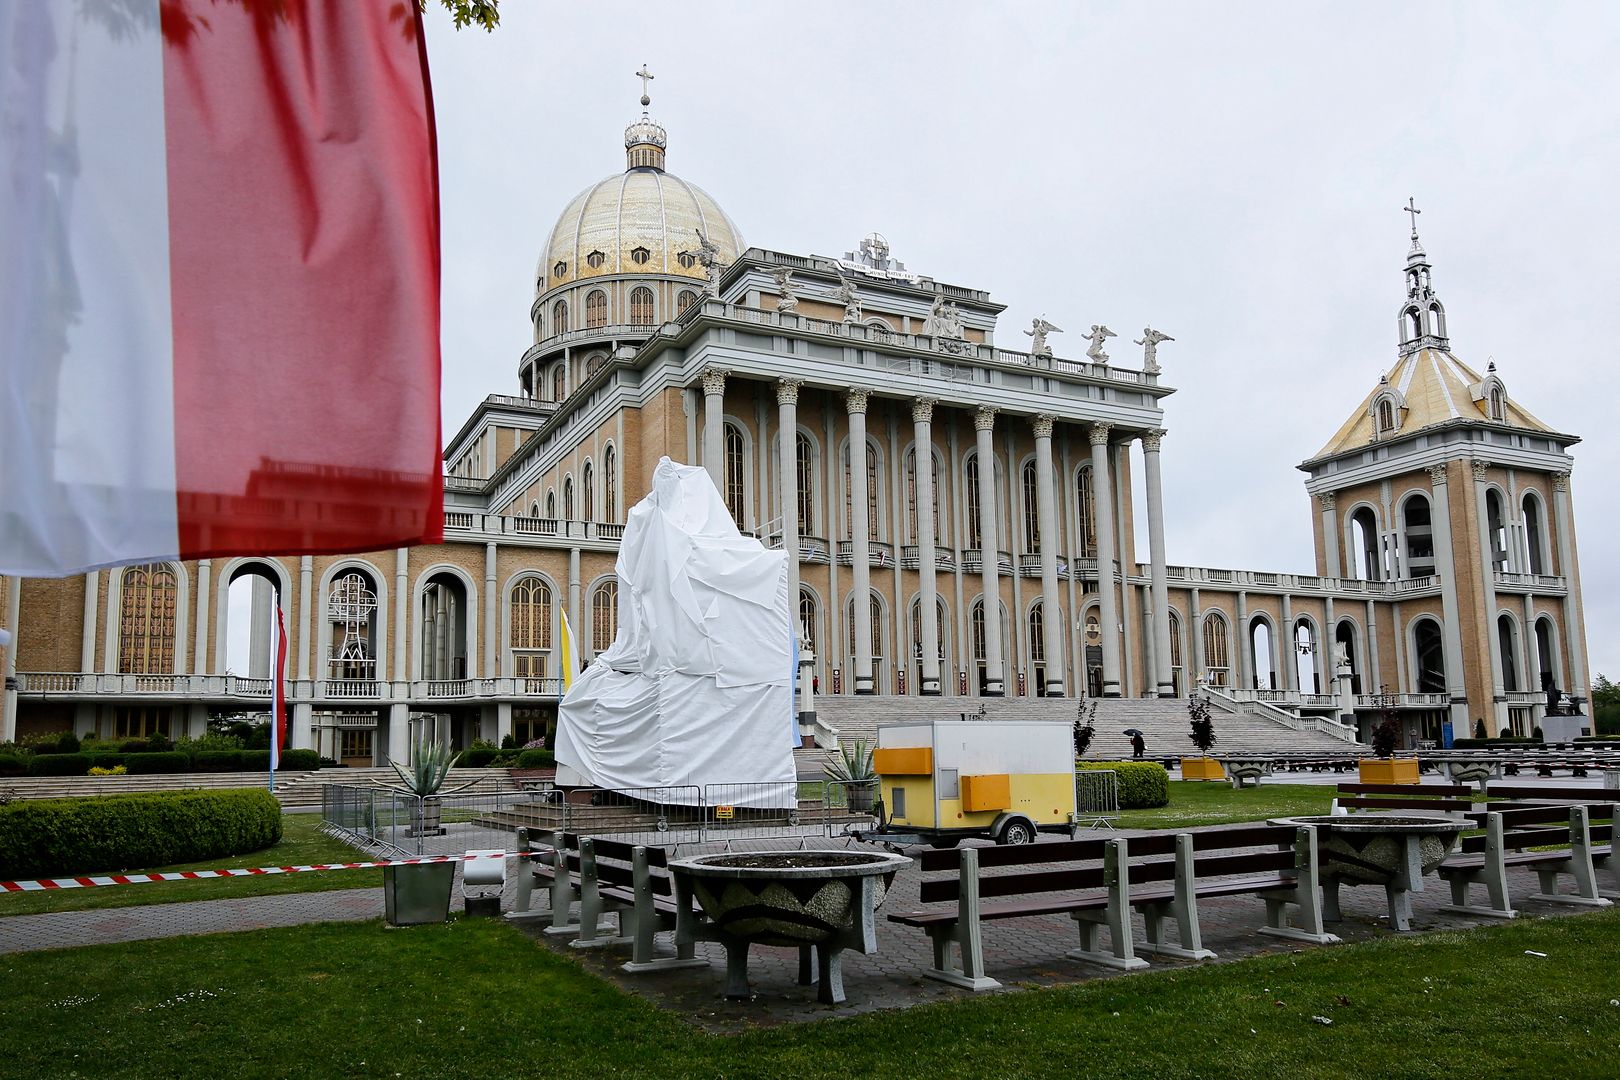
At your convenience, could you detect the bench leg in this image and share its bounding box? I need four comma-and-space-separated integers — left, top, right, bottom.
1439, 868, 1518, 920
919, 922, 1001, 992
1067, 840, 1147, 971
1257, 828, 1339, 945
1385, 884, 1415, 931
1529, 861, 1612, 908
815, 945, 846, 1006
1136, 835, 1215, 962
722, 939, 754, 1001
620, 912, 709, 973
1320, 879, 1342, 923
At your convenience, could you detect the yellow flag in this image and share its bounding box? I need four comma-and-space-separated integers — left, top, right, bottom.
560, 609, 580, 691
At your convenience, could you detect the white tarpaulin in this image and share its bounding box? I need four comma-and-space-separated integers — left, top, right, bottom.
553, 458, 797, 807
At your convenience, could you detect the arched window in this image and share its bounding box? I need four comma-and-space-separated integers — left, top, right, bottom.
585, 289, 608, 329
966, 454, 983, 550
796, 433, 816, 536
1406, 308, 1422, 340
629, 286, 655, 325
1028, 602, 1045, 662
562, 476, 574, 521
585, 354, 606, 376
1488, 386, 1505, 421
677, 289, 698, 313
909, 597, 948, 664
1429, 303, 1445, 337
1249, 619, 1273, 690
1486, 489, 1508, 570
798, 590, 817, 652
846, 592, 885, 686
1522, 493, 1545, 575
906, 449, 942, 544
119, 564, 178, 674
1294, 620, 1319, 694
971, 600, 987, 662
603, 446, 617, 522
1376, 398, 1395, 435
551, 299, 568, 335
724, 423, 746, 528
1202, 613, 1230, 687
1402, 494, 1434, 577
843, 439, 879, 540
1350, 507, 1381, 580
552, 364, 565, 403
1413, 618, 1446, 694
591, 580, 618, 653
1497, 614, 1520, 693
327, 570, 378, 681
582, 463, 594, 522
1021, 460, 1040, 553
1536, 616, 1559, 690
545, 490, 556, 519
1075, 464, 1097, 558
1168, 610, 1183, 696
1335, 620, 1361, 695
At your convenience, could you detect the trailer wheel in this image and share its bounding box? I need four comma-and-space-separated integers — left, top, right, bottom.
928, 837, 960, 849
998, 818, 1035, 846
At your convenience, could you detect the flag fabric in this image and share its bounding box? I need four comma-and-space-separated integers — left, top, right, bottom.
270, 604, 289, 773
0, 1, 444, 578
560, 610, 581, 692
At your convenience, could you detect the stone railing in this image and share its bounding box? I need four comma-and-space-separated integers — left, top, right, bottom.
1493, 571, 1566, 591
835, 540, 897, 568
1355, 692, 1449, 708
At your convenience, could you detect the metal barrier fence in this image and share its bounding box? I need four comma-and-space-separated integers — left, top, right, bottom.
319, 784, 545, 857
1074, 770, 1120, 831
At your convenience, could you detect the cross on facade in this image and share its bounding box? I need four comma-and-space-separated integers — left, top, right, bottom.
636, 64, 654, 107
1403, 196, 1421, 236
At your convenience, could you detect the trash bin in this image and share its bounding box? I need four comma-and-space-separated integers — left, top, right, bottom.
382, 862, 456, 926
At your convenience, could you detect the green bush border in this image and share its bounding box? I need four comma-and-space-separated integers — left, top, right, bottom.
1077, 761, 1170, 808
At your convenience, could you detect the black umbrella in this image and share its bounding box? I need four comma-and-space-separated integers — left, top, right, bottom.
1122, 728, 1144, 737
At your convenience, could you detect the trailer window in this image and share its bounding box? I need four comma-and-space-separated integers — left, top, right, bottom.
891, 786, 905, 818
938, 768, 960, 800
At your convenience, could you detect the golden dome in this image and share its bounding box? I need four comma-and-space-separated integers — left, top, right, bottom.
538, 168, 745, 294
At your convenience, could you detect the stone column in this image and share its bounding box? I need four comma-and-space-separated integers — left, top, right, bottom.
1522, 591, 1542, 729
1088, 424, 1121, 696
1427, 464, 1470, 731
1142, 429, 1175, 697
1281, 593, 1296, 692
778, 379, 806, 723
913, 397, 942, 695
1471, 460, 1507, 731
974, 407, 1005, 696
297, 557, 314, 682
81, 571, 99, 673
1550, 472, 1590, 697
701, 368, 729, 492
1318, 491, 1340, 578
2, 577, 19, 744
1235, 591, 1251, 688
484, 542, 498, 678
194, 559, 212, 675
568, 547, 583, 659
847, 388, 875, 694
393, 548, 408, 686
1033, 415, 1066, 697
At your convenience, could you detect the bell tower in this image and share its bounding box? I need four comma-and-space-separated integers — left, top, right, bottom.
1396, 198, 1449, 356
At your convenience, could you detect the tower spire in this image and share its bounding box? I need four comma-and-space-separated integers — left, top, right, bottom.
1395, 199, 1447, 355
623, 64, 667, 171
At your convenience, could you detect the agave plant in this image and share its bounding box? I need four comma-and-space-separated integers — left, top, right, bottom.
823, 739, 876, 783
388, 735, 458, 796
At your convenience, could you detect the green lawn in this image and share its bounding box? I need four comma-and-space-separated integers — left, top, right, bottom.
2, 910, 1618, 1078
0, 814, 378, 916
1114, 780, 1338, 830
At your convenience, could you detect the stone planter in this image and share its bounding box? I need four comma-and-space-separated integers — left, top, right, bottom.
1435, 757, 1501, 792
670, 849, 911, 1004
1358, 758, 1420, 785
1272, 813, 1465, 930
382, 862, 455, 926
1181, 757, 1225, 781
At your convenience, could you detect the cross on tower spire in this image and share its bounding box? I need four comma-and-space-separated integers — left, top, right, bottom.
1403, 196, 1421, 238
636, 64, 654, 108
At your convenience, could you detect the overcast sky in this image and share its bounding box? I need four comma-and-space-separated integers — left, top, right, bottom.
414, 1, 1620, 685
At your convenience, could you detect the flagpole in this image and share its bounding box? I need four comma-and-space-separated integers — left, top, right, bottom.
268, 594, 277, 793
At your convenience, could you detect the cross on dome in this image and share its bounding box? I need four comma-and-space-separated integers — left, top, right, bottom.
636, 64, 654, 108
1402, 196, 1421, 238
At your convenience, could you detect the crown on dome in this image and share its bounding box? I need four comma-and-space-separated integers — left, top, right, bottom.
625, 64, 667, 170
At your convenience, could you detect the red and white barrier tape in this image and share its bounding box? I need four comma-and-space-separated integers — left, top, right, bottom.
0, 851, 523, 894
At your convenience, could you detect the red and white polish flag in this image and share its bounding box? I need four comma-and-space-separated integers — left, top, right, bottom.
0, 1, 444, 578
270, 603, 289, 771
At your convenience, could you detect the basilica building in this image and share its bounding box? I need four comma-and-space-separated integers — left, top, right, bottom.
0, 93, 1592, 764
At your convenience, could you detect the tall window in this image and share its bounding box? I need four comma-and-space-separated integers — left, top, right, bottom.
552, 364, 565, 403
1486, 489, 1508, 570
971, 600, 987, 662
510, 577, 552, 678
1075, 465, 1096, 557
798, 590, 817, 652
1377, 398, 1395, 434
119, 564, 177, 674
1522, 493, 1545, 575
910, 598, 947, 663
603, 445, 617, 522
1414, 618, 1446, 693
907, 449, 942, 544
846, 593, 883, 663
1402, 494, 1434, 577
582, 463, 594, 521
591, 580, 618, 653
629, 286, 655, 325
966, 455, 983, 549
1168, 610, 1183, 695
1021, 460, 1040, 553
563, 476, 574, 521
545, 491, 556, 518
1488, 387, 1504, 420
551, 299, 568, 336
724, 423, 746, 528
1202, 614, 1230, 687
844, 440, 879, 539
1028, 602, 1045, 662
795, 433, 816, 536
677, 289, 698, 313
586, 289, 607, 329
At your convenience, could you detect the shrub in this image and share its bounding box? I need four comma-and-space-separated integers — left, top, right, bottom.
500, 733, 518, 750
146, 732, 173, 752
279, 749, 320, 771
1077, 761, 1169, 809
87, 753, 125, 770
456, 748, 500, 768
119, 739, 153, 754
1473, 719, 1488, 739
0, 789, 282, 879
1532, 726, 1544, 742
0, 754, 27, 777
123, 751, 190, 775
28, 753, 89, 777
1187, 695, 1217, 754
515, 749, 555, 768
89, 765, 128, 776
241, 750, 271, 771
192, 750, 244, 772
56, 731, 82, 755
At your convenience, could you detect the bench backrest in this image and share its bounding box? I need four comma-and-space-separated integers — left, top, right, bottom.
1337, 782, 1472, 797
1338, 796, 1475, 813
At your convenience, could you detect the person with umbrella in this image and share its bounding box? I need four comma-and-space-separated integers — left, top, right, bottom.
1125, 728, 1145, 759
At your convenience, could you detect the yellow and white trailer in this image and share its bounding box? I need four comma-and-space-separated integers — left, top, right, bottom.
867, 720, 1077, 846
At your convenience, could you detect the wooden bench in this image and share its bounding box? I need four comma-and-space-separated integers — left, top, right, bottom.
1438, 803, 1615, 919
886, 824, 1336, 991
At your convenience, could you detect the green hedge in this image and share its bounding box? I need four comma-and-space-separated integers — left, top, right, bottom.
28, 753, 90, 777
279, 749, 320, 770
1451, 737, 1538, 749
1077, 761, 1169, 809
0, 754, 27, 777
515, 749, 555, 768
87, 753, 125, 770
123, 752, 190, 775
242, 750, 271, 771
0, 789, 283, 879
456, 748, 503, 768
193, 750, 244, 771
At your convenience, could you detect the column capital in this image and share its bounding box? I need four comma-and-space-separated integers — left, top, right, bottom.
845, 387, 870, 414
1316, 490, 1338, 510
1470, 458, 1492, 483
1088, 422, 1112, 446
776, 378, 802, 406
701, 368, 730, 396
1032, 414, 1056, 439
1426, 463, 1449, 486
911, 396, 937, 423
973, 405, 997, 432
1552, 470, 1570, 492
1140, 428, 1166, 452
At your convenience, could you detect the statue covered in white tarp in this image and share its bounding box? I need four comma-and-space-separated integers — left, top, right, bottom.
553, 458, 797, 807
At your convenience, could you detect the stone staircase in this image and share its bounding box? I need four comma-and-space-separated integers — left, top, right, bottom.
0, 767, 521, 810
800, 694, 1360, 771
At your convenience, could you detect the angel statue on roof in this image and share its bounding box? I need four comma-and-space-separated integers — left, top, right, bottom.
1025, 317, 1062, 358
1133, 327, 1174, 374
1085, 324, 1116, 364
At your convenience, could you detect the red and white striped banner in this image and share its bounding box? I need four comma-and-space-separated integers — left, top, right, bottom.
0, 851, 520, 894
